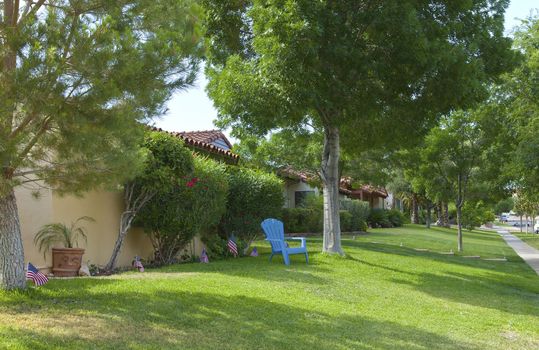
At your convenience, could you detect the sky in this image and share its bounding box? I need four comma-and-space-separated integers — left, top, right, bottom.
154, 0, 539, 142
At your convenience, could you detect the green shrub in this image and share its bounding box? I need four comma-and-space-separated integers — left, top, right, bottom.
201, 234, 248, 260
387, 209, 406, 227
340, 210, 353, 232
136, 156, 228, 265
304, 194, 324, 210
357, 220, 368, 232
368, 208, 391, 228
341, 199, 370, 231
494, 197, 514, 215
462, 201, 496, 231
282, 207, 322, 233
220, 167, 284, 252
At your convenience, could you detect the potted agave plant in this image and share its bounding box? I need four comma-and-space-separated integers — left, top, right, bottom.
34, 216, 94, 277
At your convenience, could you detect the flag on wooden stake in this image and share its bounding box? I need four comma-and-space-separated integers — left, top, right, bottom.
26, 263, 48, 286
227, 235, 238, 257
200, 248, 209, 263
250, 247, 258, 257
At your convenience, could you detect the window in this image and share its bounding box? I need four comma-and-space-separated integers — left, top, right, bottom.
295, 191, 315, 207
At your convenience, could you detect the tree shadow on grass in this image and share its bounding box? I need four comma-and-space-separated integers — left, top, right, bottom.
343, 238, 522, 267
147, 248, 330, 286
344, 251, 539, 318
427, 227, 505, 243
389, 270, 539, 318
0, 282, 485, 350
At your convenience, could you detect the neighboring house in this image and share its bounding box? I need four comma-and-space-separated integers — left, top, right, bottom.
384, 192, 404, 211
278, 167, 392, 210
278, 167, 321, 208
17, 128, 238, 272
150, 127, 239, 164
339, 178, 388, 209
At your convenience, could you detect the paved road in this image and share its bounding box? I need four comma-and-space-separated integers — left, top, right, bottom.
498, 230, 539, 276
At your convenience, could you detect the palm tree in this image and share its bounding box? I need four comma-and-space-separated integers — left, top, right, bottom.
34, 216, 94, 257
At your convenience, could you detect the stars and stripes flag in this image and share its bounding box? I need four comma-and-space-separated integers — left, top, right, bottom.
133, 256, 144, 272
227, 235, 238, 257
200, 248, 209, 263
26, 262, 48, 286
250, 247, 259, 257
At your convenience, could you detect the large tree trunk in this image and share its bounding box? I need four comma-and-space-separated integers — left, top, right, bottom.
320, 126, 344, 255
0, 190, 26, 290
435, 202, 442, 226
105, 183, 153, 271
425, 203, 432, 229
442, 202, 450, 228
105, 211, 136, 271
411, 193, 419, 224
456, 203, 463, 252
456, 175, 463, 252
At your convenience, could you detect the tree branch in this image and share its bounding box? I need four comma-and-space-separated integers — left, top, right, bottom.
12, 116, 52, 169
19, 0, 45, 23
62, 12, 79, 59
8, 111, 39, 139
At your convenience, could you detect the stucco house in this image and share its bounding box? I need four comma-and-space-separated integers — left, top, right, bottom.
17, 127, 238, 272
278, 167, 399, 210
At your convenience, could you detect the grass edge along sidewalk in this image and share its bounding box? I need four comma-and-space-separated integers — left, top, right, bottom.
498, 230, 539, 276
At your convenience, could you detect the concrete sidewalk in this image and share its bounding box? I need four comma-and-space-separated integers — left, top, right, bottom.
498, 230, 539, 276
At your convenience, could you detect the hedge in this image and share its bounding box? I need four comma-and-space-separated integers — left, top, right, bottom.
341, 199, 370, 231
282, 198, 369, 233
281, 207, 322, 233
218, 167, 284, 253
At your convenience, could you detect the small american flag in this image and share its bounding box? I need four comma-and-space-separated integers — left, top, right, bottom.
26, 263, 48, 286
227, 235, 238, 257
200, 248, 209, 263
250, 247, 258, 257
133, 256, 144, 272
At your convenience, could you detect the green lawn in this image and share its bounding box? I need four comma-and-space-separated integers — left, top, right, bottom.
514, 232, 539, 250
1, 225, 538, 349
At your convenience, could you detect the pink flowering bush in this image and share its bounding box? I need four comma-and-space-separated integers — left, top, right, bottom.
136, 156, 228, 265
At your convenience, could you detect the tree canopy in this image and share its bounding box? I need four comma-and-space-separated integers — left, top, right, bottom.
0, 0, 203, 290
204, 0, 515, 255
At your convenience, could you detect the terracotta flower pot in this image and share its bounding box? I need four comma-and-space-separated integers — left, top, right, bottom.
52, 248, 85, 277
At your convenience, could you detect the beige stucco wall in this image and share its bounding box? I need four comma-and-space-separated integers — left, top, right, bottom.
283, 181, 319, 208
50, 190, 154, 269
16, 185, 54, 270
17, 187, 205, 272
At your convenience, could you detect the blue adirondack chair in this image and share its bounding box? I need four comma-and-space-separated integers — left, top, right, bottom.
261, 218, 308, 265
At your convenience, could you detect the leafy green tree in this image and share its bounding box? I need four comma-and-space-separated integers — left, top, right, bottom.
136, 156, 228, 265
505, 17, 539, 196
234, 128, 322, 173
388, 151, 441, 228
419, 112, 487, 251
203, 0, 513, 255
0, 0, 202, 289
105, 131, 194, 271
462, 201, 495, 231
494, 198, 514, 215
514, 191, 539, 233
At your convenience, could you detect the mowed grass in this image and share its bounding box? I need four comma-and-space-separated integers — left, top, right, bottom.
514, 232, 539, 250
1, 225, 538, 349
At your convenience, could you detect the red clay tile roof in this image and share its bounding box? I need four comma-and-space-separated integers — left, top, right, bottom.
148, 126, 239, 162
340, 177, 387, 198
278, 167, 316, 182
278, 167, 362, 195
177, 130, 233, 149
